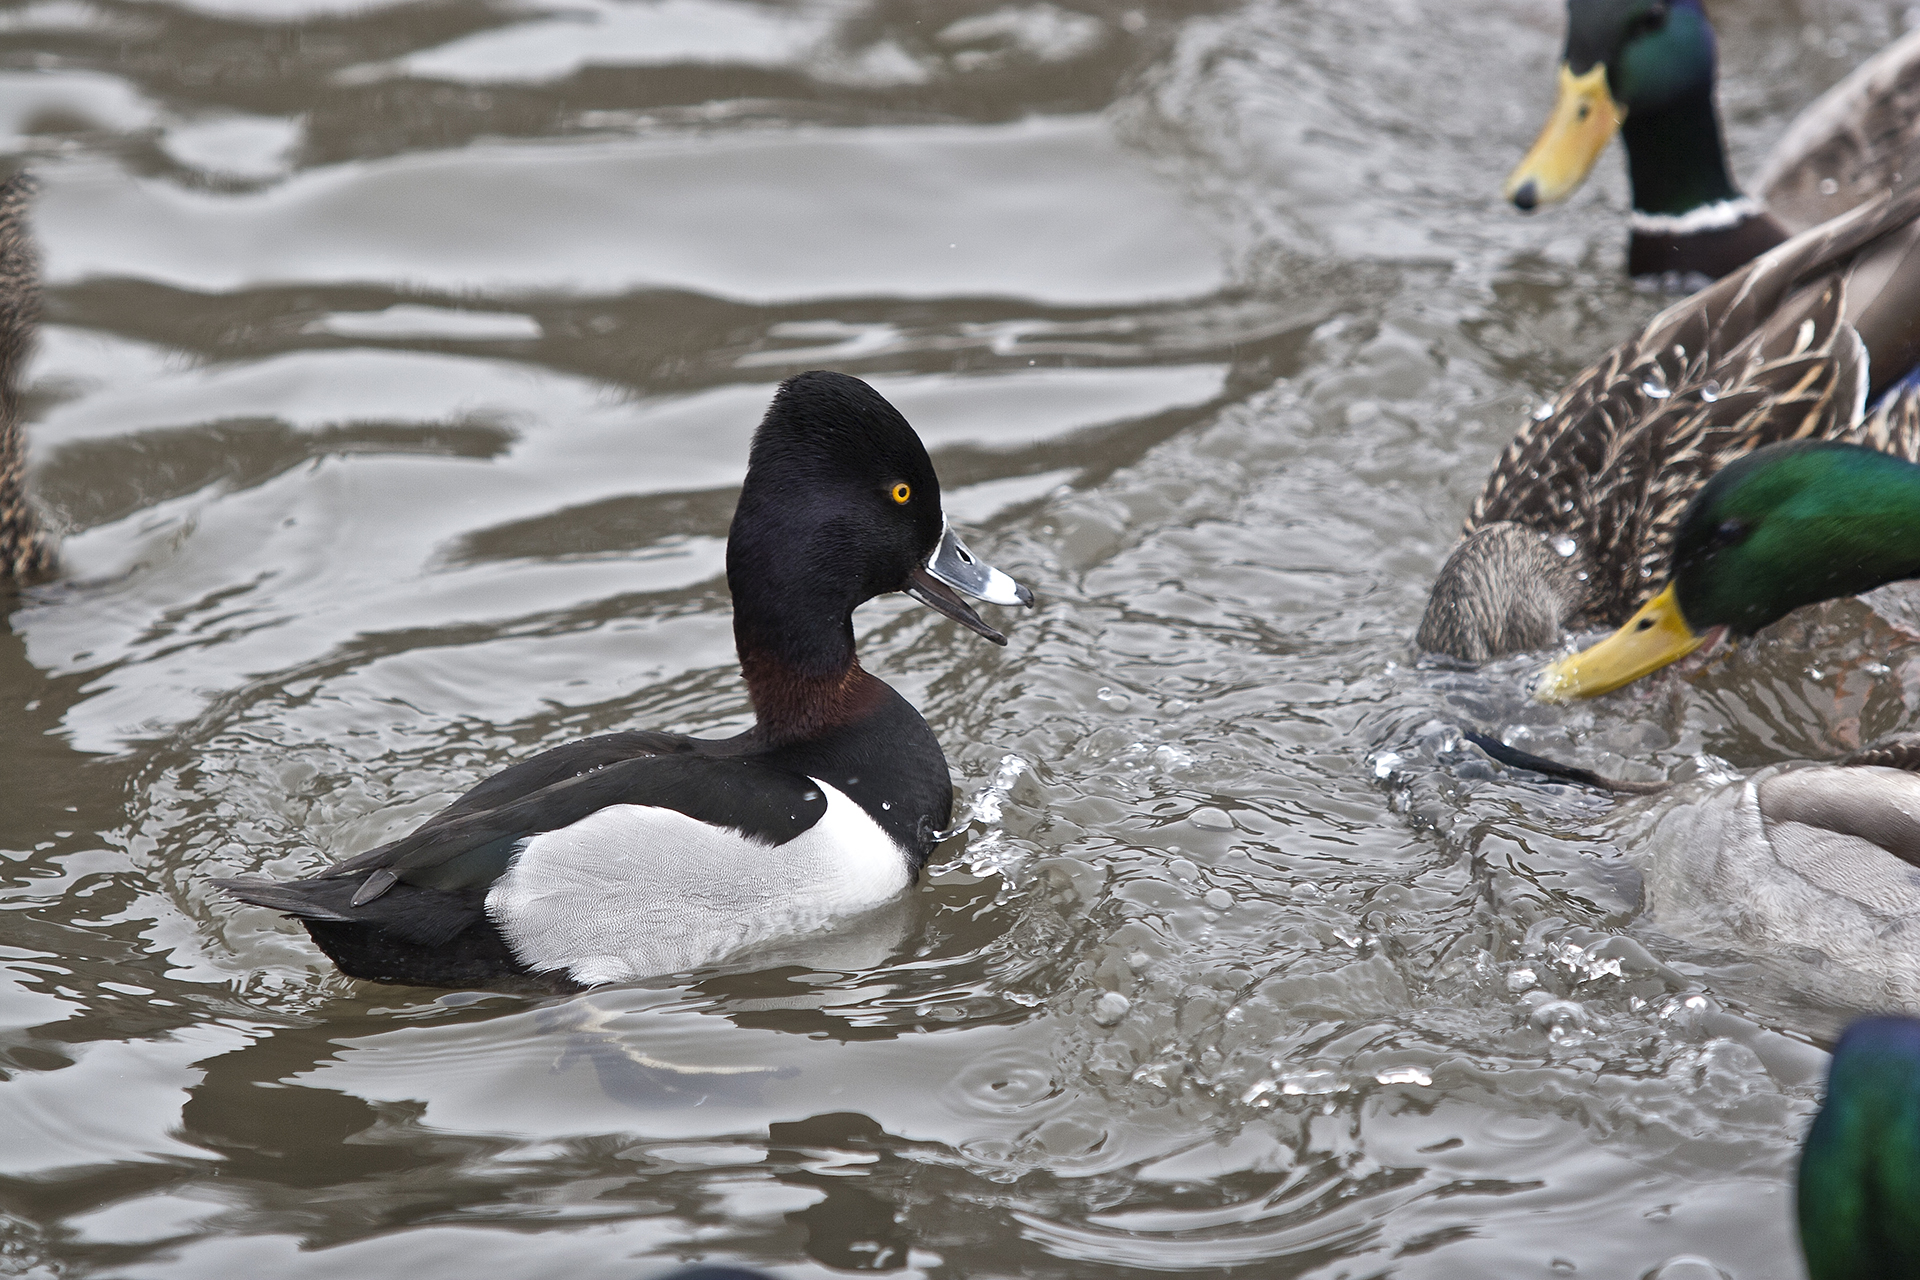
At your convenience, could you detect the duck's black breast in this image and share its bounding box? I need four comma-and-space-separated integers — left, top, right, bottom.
756, 680, 955, 867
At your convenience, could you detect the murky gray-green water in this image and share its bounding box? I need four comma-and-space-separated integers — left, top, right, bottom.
3, 0, 1916, 1275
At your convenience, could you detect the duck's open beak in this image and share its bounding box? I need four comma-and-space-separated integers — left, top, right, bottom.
904, 520, 1034, 645
1505, 62, 1624, 210
1534, 583, 1707, 701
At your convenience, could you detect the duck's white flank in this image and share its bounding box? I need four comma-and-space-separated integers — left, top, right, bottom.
1629, 196, 1763, 235
486, 779, 911, 986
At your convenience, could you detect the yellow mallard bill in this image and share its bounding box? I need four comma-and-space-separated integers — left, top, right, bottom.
1534, 583, 1707, 701
1505, 63, 1626, 210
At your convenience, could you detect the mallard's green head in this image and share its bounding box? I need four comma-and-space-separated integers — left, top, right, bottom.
1537, 441, 1920, 700
1798, 1016, 1920, 1279
1507, 0, 1728, 214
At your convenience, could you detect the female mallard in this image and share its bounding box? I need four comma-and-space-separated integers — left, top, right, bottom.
1508, 0, 1920, 281
0, 171, 46, 584
1418, 177, 1920, 663
1535, 439, 1920, 699
1800, 1015, 1920, 1278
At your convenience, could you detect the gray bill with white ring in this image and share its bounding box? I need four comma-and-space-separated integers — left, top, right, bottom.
903, 519, 1035, 645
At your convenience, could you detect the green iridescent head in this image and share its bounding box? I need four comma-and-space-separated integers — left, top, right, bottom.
1538, 441, 1920, 701
1798, 1016, 1920, 1278
1565, 0, 1717, 112
1507, 0, 1735, 216
1670, 441, 1920, 635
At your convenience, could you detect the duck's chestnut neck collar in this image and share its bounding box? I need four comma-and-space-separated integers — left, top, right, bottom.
736, 643, 888, 745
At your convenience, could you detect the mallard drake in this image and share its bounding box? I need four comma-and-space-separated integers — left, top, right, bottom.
1799, 1015, 1920, 1278
1635, 739, 1920, 1009
218, 371, 1033, 990
1418, 175, 1920, 663
1536, 438, 1920, 698
0, 171, 47, 584
1468, 732, 1920, 1007
1507, 0, 1920, 281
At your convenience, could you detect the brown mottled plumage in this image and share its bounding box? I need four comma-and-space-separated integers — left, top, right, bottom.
1421, 173, 1920, 661
0, 171, 46, 584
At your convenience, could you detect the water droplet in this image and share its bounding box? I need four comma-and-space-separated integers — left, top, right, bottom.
1532, 402, 1554, 421
1699, 380, 1720, 402
1641, 377, 1671, 399
1551, 536, 1576, 557
881, 801, 892, 810
1819, 176, 1839, 195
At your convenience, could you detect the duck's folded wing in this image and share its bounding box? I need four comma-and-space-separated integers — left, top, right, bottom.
1758, 27, 1920, 235
406, 728, 699, 829
216, 754, 829, 923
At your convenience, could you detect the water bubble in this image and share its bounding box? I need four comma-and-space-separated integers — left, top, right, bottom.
1507, 967, 1537, 992
1091, 993, 1131, 1026
1374, 1066, 1431, 1086
1528, 998, 1589, 1034
1646, 1257, 1732, 1280
1096, 686, 1132, 711
1203, 888, 1233, 910
1371, 750, 1402, 779
1279, 1070, 1348, 1096
1819, 177, 1840, 196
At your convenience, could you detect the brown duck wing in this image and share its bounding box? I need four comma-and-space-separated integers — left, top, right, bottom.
1465, 181, 1920, 627
1758, 28, 1920, 234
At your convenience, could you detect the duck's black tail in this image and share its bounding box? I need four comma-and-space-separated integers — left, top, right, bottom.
216, 875, 547, 988
1462, 729, 1670, 796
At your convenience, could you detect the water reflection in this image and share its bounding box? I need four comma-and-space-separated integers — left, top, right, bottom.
3, 0, 1916, 1274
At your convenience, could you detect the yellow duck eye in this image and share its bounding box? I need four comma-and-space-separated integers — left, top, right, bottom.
891, 483, 911, 504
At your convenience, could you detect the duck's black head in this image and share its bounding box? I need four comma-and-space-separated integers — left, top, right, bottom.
727, 372, 1031, 690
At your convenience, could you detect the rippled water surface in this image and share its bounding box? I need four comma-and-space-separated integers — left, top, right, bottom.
4, 0, 1917, 1275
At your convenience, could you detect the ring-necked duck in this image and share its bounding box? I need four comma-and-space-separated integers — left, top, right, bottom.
217, 371, 1033, 989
